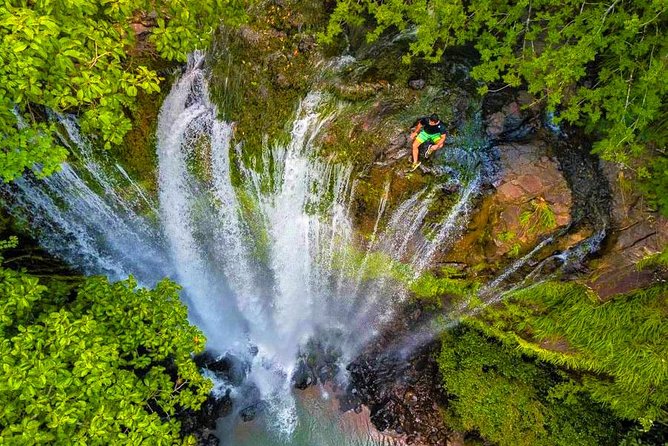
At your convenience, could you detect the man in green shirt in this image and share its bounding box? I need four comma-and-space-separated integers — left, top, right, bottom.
409, 114, 447, 170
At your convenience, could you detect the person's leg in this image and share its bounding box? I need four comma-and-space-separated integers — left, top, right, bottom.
426, 134, 441, 156
412, 137, 421, 164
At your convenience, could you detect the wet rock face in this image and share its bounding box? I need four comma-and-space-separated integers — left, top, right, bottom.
448, 140, 573, 263
548, 130, 611, 227
239, 400, 268, 422
484, 89, 541, 140
434, 85, 581, 267
178, 352, 253, 444
495, 142, 572, 224
336, 302, 451, 445
178, 390, 232, 446
586, 162, 668, 299
195, 352, 247, 386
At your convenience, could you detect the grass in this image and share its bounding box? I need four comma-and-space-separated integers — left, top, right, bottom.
636, 245, 668, 270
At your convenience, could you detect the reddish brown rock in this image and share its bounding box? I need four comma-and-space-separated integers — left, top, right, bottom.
500, 205, 521, 226
490, 143, 572, 255
496, 182, 525, 201
516, 174, 544, 195
446, 140, 574, 263
587, 162, 668, 299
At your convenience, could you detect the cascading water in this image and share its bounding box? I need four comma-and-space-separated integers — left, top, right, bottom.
2, 53, 495, 441
3, 141, 169, 282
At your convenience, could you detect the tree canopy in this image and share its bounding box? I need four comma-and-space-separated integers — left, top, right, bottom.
322, 0, 667, 166
439, 327, 625, 446
0, 0, 247, 182
0, 253, 211, 444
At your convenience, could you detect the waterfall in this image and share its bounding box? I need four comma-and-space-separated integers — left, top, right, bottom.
2, 53, 490, 439
152, 60, 365, 435
3, 147, 169, 283
155, 53, 251, 351
410, 170, 482, 278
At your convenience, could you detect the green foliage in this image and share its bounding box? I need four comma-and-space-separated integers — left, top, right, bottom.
0, 236, 18, 262
438, 327, 624, 446
637, 245, 668, 270
322, 0, 668, 164
496, 231, 516, 243
519, 198, 557, 235
638, 154, 668, 215
0, 267, 211, 444
470, 281, 668, 423
0, 0, 247, 182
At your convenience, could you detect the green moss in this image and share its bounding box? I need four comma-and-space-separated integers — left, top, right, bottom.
332, 244, 480, 308
186, 134, 213, 184
316, 101, 385, 166
208, 1, 327, 154
112, 56, 176, 198
236, 188, 271, 267
639, 152, 668, 216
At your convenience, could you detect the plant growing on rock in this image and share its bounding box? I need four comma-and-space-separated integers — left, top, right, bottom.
519, 198, 557, 235
636, 246, 668, 270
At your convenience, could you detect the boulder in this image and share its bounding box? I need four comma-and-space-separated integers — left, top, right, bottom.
484, 90, 541, 139
293, 357, 317, 389
177, 391, 231, 446
408, 79, 426, 90
199, 390, 233, 424
194, 352, 246, 386
485, 111, 506, 138
240, 401, 268, 422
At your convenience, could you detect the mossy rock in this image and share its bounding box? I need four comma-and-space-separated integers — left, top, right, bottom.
208, 1, 328, 154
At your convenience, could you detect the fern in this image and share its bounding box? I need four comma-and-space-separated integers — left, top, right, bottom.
520, 198, 558, 236
470, 281, 668, 421
0, 236, 18, 263
636, 246, 668, 270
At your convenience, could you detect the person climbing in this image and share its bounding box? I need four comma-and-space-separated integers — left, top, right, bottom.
409, 114, 447, 171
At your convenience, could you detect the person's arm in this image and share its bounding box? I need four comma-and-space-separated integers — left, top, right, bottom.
410, 121, 423, 140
